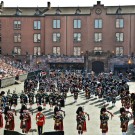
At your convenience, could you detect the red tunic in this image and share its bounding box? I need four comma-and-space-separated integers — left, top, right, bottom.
36, 112, 45, 126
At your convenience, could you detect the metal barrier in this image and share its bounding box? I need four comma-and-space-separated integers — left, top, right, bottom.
27, 70, 42, 79
0, 76, 15, 88
18, 74, 28, 82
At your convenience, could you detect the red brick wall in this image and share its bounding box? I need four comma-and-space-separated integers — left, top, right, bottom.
0, 5, 135, 56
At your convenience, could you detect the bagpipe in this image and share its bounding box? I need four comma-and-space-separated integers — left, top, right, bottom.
84, 112, 90, 121
42, 97, 46, 106
121, 120, 129, 132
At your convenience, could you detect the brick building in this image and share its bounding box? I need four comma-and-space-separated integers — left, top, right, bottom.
0, 1, 135, 73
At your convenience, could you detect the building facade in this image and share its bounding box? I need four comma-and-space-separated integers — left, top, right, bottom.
0, 1, 135, 72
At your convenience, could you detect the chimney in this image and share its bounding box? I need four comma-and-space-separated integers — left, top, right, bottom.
0, 1, 4, 8
97, 1, 101, 5
47, 2, 51, 9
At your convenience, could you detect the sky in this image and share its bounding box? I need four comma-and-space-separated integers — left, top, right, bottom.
2, 0, 135, 7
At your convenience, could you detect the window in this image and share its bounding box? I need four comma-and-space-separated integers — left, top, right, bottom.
116, 47, 124, 56
53, 47, 60, 55
34, 34, 41, 42
74, 20, 81, 28
35, 8, 41, 15
94, 47, 102, 55
74, 33, 81, 42
74, 47, 81, 56
14, 33, 21, 42
116, 33, 124, 42
53, 33, 61, 42
95, 33, 102, 42
75, 8, 81, 14
53, 20, 60, 28
14, 21, 21, 29
116, 19, 124, 28
14, 47, 21, 55
16, 11, 22, 16
34, 21, 41, 30
94, 47, 102, 52
95, 19, 102, 28
56, 8, 61, 14
34, 47, 41, 55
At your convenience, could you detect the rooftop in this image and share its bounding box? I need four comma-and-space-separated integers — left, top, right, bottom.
0, 1, 135, 16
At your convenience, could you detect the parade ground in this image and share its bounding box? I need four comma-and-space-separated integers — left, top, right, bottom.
0, 82, 135, 135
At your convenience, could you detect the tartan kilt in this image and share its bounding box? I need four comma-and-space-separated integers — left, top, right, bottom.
100, 123, 108, 133
54, 121, 63, 131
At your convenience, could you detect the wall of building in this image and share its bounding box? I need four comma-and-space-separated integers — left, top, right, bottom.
0, 2, 135, 57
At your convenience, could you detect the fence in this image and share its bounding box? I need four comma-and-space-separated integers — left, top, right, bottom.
18, 74, 28, 81
0, 76, 15, 88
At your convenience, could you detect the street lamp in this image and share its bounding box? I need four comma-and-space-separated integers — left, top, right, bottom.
128, 59, 132, 64
81, 51, 84, 57
128, 58, 132, 70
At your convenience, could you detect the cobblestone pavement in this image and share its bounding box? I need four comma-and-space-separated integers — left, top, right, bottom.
0, 82, 135, 135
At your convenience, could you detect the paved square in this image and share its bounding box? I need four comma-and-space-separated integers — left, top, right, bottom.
0, 82, 134, 135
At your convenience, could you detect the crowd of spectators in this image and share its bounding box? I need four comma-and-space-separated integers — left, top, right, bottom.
0, 56, 27, 79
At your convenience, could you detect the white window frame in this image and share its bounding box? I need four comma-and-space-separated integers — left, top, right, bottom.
74, 47, 81, 56
53, 20, 61, 28
34, 21, 41, 30
116, 19, 124, 28
74, 33, 81, 42
74, 19, 81, 28
14, 33, 21, 42
14, 47, 21, 55
116, 33, 124, 42
14, 21, 21, 29
34, 47, 41, 55
95, 19, 102, 28
116, 47, 124, 56
53, 47, 60, 55
34, 34, 41, 43
53, 33, 61, 42
94, 33, 102, 42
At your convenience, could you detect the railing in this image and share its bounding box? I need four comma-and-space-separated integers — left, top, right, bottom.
87, 51, 112, 57
18, 74, 28, 81
0, 76, 15, 88
48, 57, 84, 63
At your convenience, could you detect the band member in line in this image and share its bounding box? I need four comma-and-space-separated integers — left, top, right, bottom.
35, 91, 42, 106
76, 107, 90, 135
11, 90, 18, 116
85, 85, 90, 99
120, 108, 130, 135
49, 93, 54, 110
4, 106, 15, 131
20, 91, 28, 106
73, 85, 79, 102
20, 105, 31, 133
53, 109, 64, 131
1, 91, 6, 111
41, 91, 48, 109
100, 107, 113, 135
36, 106, 45, 135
